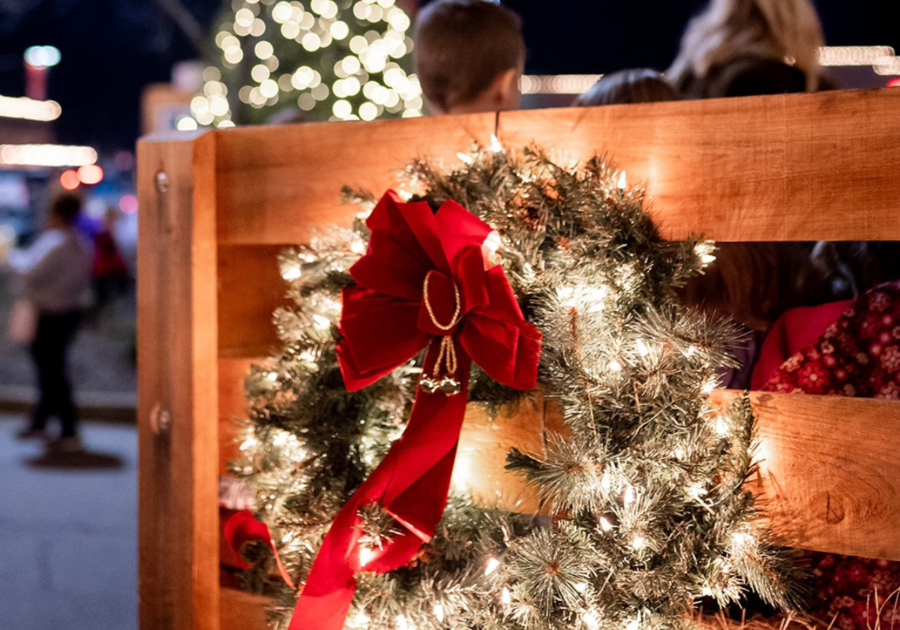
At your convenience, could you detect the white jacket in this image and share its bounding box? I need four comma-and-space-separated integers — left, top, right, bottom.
9, 228, 92, 312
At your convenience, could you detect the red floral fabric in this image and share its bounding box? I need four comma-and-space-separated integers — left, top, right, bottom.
761, 281, 900, 629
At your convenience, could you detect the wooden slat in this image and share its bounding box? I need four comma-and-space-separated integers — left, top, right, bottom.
220, 588, 269, 630
138, 130, 221, 630
215, 113, 497, 245
218, 358, 256, 475
712, 390, 900, 561
218, 245, 288, 357
453, 394, 548, 514
457, 390, 900, 561
499, 88, 900, 242
211, 90, 900, 246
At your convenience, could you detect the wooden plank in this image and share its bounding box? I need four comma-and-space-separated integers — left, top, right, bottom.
458, 391, 900, 561
215, 113, 497, 244
497, 88, 900, 242
212, 90, 900, 247
138, 130, 221, 630
220, 587, 269, 630
218, 245, 288, 357
453, 393, 547, 514
712, 390, 900, 562
218, 358, 256, 475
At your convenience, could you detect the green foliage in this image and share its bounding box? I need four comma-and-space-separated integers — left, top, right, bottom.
231, 144, 803, 629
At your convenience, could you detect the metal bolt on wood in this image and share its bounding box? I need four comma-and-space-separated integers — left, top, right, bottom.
155, 171, 170, 193
149, 402, 172, 435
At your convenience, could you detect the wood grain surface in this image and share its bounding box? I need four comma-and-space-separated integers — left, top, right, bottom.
455, 390, 900, 561
217, 245, 289, 357
220, 587, 269, 630
215, 113, 497, 245
712, 390, 900, 561
212, 89, 900, 247
138, 131, 221, 630
498, 88, 900, 242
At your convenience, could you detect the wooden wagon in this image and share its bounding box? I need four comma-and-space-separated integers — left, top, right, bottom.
136, 88, 900, 630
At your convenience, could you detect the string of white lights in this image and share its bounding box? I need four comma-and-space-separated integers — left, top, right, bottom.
0, 144, 98, 168
0, 95, 62, 122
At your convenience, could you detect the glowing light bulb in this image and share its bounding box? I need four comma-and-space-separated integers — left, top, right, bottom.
501, 586, 512, 604
599, 516, 614, 532
731, 532, 753, 547
298, 350, 316, 362
701, 378, 717, 394
583, 610, 601, 630
489, 133, 504, 153
433, 603, 444, 622
239, 435, 259, 452
636, 338, 649, 357
359, 546, 377, 567
600, 472, 611, 491
557, 286, 576, 307
617, 171, 628, 191
623, 485, 635, 504
608, 359, 623, 373
266, 371, 279, 382
485, 557, 500, 575
350, 238, 366, 254
714, 415, 730, 436
695, 241, 717, 265
631, 535, 646, 550
312, 314, 331, 330
456, 152, 474, 165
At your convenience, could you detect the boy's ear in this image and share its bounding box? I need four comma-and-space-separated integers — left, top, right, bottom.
490, 68, 519, 107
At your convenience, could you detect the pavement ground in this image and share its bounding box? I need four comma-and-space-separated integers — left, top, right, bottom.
0, 414, 137, 630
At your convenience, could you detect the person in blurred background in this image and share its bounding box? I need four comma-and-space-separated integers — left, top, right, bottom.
8, 192, 92, 453
667, 0, 826, 99
91, 206, 131, 318
573, 68, 681, 107
414, 0, 525, 115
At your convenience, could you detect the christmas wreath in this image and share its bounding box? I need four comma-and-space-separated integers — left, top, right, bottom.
230, 142, 804, 630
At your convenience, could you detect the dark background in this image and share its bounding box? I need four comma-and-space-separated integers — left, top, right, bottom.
1, 0, 898, 151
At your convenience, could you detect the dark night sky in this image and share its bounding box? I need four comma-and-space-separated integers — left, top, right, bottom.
1, 0, 898, 151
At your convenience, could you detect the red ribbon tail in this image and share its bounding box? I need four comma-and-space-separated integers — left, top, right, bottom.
289, 347, 471, 630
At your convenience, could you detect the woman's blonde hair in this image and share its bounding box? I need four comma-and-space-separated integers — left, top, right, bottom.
668, 0, 824, 92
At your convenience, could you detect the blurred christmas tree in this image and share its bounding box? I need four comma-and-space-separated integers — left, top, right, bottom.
192, 0, 423, 126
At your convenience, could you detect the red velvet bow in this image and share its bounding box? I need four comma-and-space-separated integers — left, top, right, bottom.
289, 190, 541, 630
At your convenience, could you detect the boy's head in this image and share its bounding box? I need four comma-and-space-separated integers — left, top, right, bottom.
414, 0, 525, 115
574, 69, 681, 108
